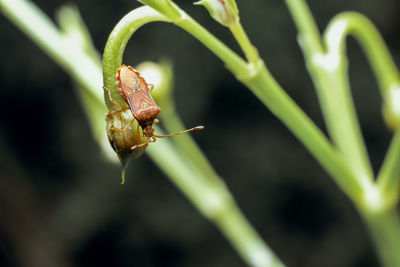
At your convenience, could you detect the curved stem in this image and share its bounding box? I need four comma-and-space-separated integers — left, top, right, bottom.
324, 12, 400, 99
286, 0, 374, 183
102, 6, 170, 109
324, 12, 400, 204
287, 5, 400, 266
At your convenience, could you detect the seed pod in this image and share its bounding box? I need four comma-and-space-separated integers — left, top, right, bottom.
106, 108, 147, 183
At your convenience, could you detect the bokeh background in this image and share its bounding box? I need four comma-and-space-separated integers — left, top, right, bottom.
1, 0, 399, 266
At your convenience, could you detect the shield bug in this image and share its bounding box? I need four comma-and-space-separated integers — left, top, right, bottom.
105, 64, 204, 151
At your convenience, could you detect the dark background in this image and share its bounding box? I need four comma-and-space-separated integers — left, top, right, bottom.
0, 0, 399, 266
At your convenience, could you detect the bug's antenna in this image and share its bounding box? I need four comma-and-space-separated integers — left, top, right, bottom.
153, 126, 204, 138
131, 126, 204, 151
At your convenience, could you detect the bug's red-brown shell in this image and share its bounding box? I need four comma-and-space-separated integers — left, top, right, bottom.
116, 65, 160, 130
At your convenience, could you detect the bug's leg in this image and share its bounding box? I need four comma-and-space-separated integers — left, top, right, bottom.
110, 118, 135, 133
103, 86, 128, 109
136, 124, 141, 146
131, 137, 156, 150
148, 84, 154, 92
131, 139, 149, 150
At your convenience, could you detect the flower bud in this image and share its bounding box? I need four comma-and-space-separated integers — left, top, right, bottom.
194, 0, 239, 26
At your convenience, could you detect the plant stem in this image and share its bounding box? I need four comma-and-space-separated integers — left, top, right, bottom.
362, 207, 400, 267
326, 13, 400, 92
284, 0, 324, 54
323, 13, 400, 204
102, 6, 170, 108
284, 1, 400, 266
229, 21, 259, 64
323, 11, 400, 207
309, 56, 374, 182
377, 130, 400, 205
215, 202, 285, 267
286, 0, 374, 181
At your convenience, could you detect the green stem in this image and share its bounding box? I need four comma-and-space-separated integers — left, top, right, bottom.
284, 2, 400, 266
325, 12, 399, 92
229, 21, 259, 64
284, 0, 324, 55
286, 0, 374, 182
326, 13, 400, 132
323, 12, 400, 204
310, 56, 374, 182
362, 207, 400, 267
102, 6, 170, 109
377, 130, 400, 205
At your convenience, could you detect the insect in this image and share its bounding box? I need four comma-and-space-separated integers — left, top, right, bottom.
104, 64, 204, 151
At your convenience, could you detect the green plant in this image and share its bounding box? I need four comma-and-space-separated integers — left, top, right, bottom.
2, 0, 400, 266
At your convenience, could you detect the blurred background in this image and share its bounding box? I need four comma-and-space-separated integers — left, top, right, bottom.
1, 0, 399, 266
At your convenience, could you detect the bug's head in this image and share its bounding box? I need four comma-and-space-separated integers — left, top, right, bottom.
142, 124, 155, 138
